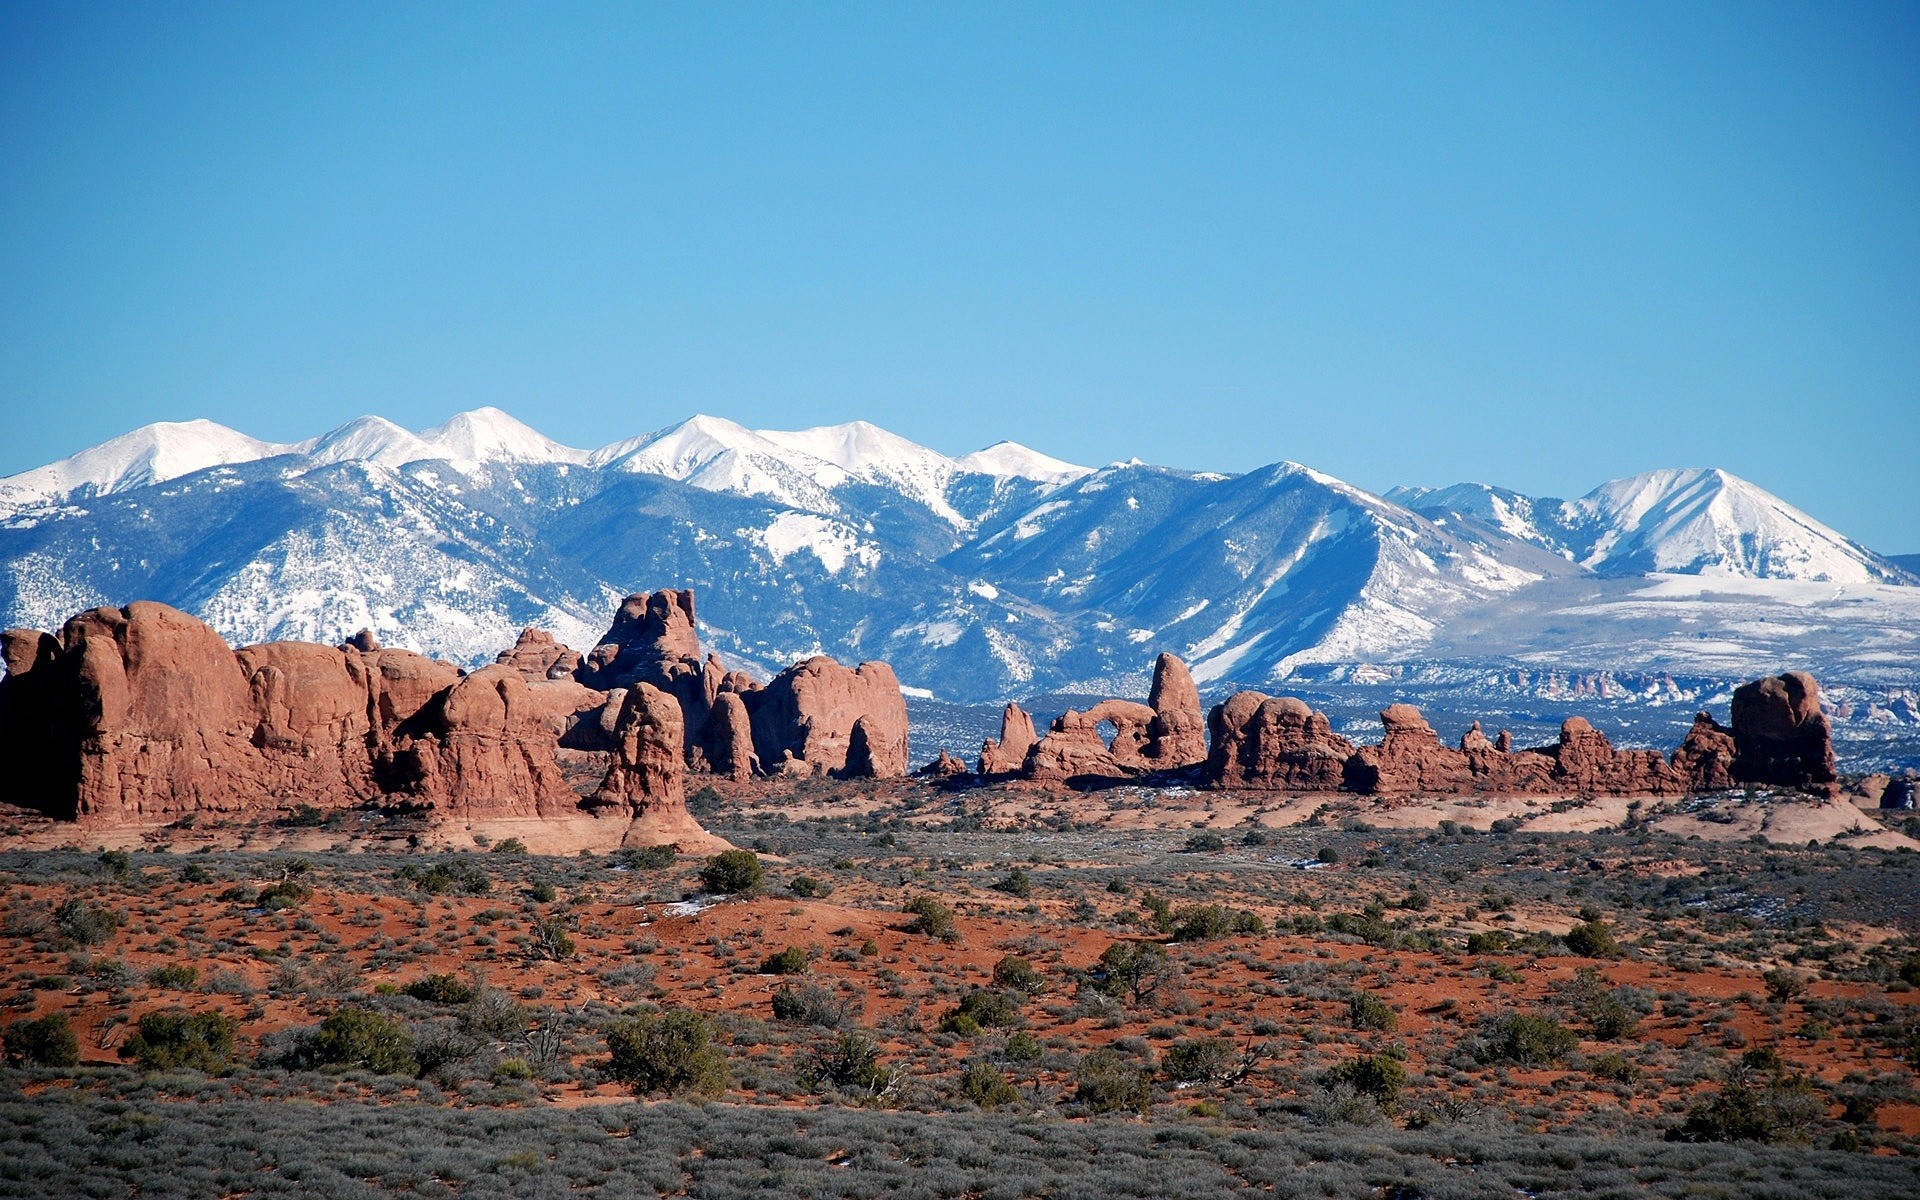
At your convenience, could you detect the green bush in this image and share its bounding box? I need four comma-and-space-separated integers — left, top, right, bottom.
804, 1031, 898, 1100
789, 875, 830, 899
605, 1009, 727, 1096
178, 863, 216, 884
97, 850, 133, 878
1671, 1074, 1824, 1144
123, 1009, 238, 1072
256, 879, 311, 911
1563, 918, 1621, 958
310, 1006, 416, 1075
3, 1012, 80, 1067
1075, 1048, 1151, 1115
146, 963, 200, 991
1466, 930, 1513, 955
992, 954, 1046, 995
404, 974, 475, 1004
763, 946, 810, 975
939, 989, 1020, 1036
1182, 832, 1226, 853
903, 895, 958, 941
959, 1060, 1019, 1108
1348, 990, 1399, 1032
53, 899, 122, 947
1162, 1037, 1232, 1084
1763, 968, 1808, 1003
398, 859, 491, 896
529, 880, 558, 903
770, 983, 859, 1028
699, 850, 764, 895
992, 868, 1033, 898
1095, 941, 1171, 1006
1169, 904, 1264, 941
490, 838, 528, 855
619, 844, 678, 871
1327, 1053, 1406, 1103
1478, 1012, 1578, 1065
530, 917, 576, 961
1003, 1031, 1044, 1066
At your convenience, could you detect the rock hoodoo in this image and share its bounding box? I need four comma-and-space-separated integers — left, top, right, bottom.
1206, 692, 1356, 791
494, 628, 582, 681
746, 656, 909, 779
1729, 672, 1838, 797
977, 702, 1037, 775
1143, 652, 1208, 768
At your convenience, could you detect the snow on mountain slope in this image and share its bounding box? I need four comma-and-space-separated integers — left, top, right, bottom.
955, 441, 1093, 486
300, 415, 437, 468
418, 406, 590, 468
757, 419, 966, 525
590, 415, 851, 515
0, 419, 295, 515
1562, 468, 1903, 582
1394, 468, 1914, 585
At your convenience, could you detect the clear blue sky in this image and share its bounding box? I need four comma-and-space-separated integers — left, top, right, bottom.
3, 3, 1915, 549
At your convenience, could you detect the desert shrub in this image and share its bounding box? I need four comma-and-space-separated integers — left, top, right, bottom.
123, 1009, 238, 1072
605, 1009, 727, 1096
256, 879, 311, 911
1324, 910, 1395, 946
699, 850, 764, 895
959, 1060, 1019, 1108
992, 868, 1033, 898
1466, 930, 1513, 955
939, 989, 1020, 1036
529, 880, 558, 903
459, 988, 528, 1040
178, 863, 216, 884
53, 899, 121, 947
618, 844, 678, 871
490, 838, 528, 855
1589, 1052, 1642, 1082
1169, 904, 1264, 941
1671, 1074, 1825, 1144
404, 974, 475, 1004
1095, 940, 1172, 1006
3, 1013, 79, 1068
789, 875, 830, 898
1348, 990, 1399, 1032
1556, 967, 1644, 1040
530, 917, 576, 960
903, 895, 958, 941
992, 954, 1046, 995
147, 963, 200, 991
97, 850, 133, 877
1763, 967, 1808, 1003
1002, 1030, 1044, 1066
1327, 1053, 1406, 1103
1074, 1047, 1151, 1115
1477, 1012, 1578, 1065
1162, 1037, 1233, 1084
1315, 846, 1340, 864
770, 982, 860, 1028
309, 1006, 416, 1075
1563, 918, 1622, 958
762, 946, 810, 975
1183, 832, 1226, 853
398, 859, 491, 896
804, 1031, 899, 1101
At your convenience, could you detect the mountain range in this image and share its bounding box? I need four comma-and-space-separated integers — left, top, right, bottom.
1, 408, 1914, 711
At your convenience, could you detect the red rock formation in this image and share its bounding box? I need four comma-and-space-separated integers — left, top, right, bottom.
0, 601, 707, 840
977, 702, 1037, 775
919, 749, 969, 778
494, 628, 582, 681
1143, 653, 1208, 768
1024, 700, 1156, 783
1729, 672, 1838, 796
1671, 712, 1736, 791
1207, 692, 1356, 790
703, 690, 758, 782
747, 656, 908, 778
576, 589, 713, 764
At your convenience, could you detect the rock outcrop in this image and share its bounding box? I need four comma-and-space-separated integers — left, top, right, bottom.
1143, 653, 1208, 768
1671, 712, 1737, 792
1207, 692, 1356, 791
576, 590, 717, 764
0, 601, 711, 847
702, 690, 759, 782
1729, 672, 1838, 796
747, 656, 909, 778
494, 628, 582, 681
1024, 699, 1158, 783
977, 702, 1037, 775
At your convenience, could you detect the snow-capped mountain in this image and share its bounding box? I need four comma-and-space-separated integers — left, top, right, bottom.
1, 410, 1913, 704
1388, 468, 1913, 585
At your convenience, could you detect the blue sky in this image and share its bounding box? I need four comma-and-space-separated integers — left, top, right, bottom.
3, 3, 1915, 549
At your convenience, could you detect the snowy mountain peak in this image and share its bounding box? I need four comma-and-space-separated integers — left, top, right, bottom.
0, 418, 294, 512
303, 415, 436, 468
418, 407, 589, 467
955, 441, 1093, 485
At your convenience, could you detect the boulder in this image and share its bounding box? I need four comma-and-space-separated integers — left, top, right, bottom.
1729, 672, 1839, 795
919, 750, 970, 778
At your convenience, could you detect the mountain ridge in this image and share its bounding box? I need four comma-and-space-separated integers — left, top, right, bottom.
1, 409, 1913, 704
